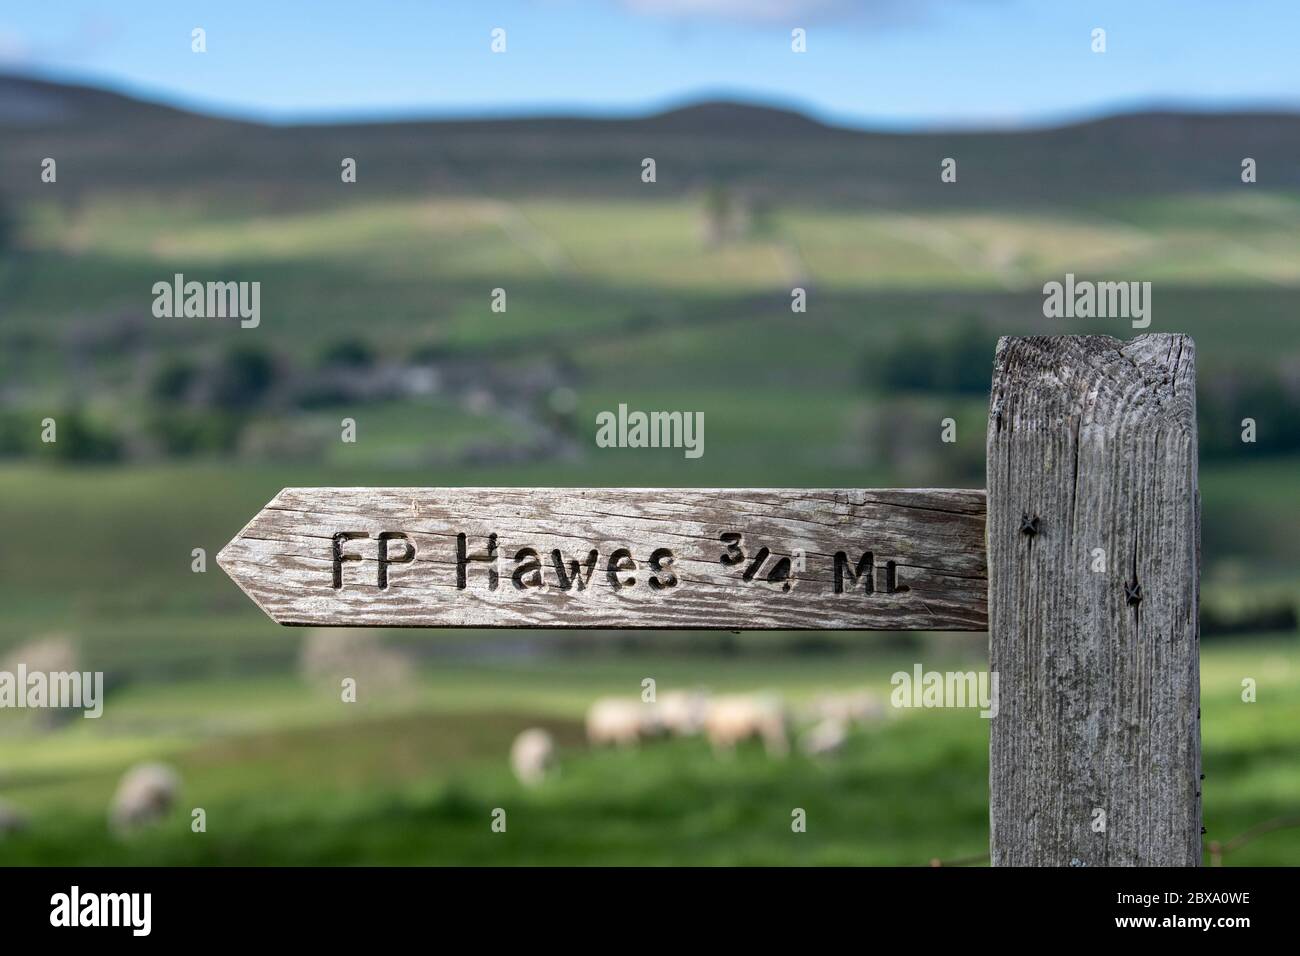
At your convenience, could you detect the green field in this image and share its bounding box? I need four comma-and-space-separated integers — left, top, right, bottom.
1, 641, 1297, 866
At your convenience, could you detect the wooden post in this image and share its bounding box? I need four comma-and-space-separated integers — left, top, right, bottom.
987, 335, 1201, 866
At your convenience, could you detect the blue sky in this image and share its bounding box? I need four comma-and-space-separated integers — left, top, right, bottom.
1, 0, 1297, 128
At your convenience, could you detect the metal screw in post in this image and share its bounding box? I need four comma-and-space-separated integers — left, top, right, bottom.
1020, 513, 1039, 537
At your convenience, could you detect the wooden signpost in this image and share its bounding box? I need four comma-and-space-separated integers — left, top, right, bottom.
218, 334, 1202, 866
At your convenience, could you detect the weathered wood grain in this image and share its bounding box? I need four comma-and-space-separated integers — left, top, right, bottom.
987, 335, 1201, 866
218, 488, 987, 630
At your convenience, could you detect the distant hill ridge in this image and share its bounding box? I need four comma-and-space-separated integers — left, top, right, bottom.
3, 72, 1298, 206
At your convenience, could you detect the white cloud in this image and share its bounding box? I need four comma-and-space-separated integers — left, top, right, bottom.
617, 0, 969, 26
0, 28, 32, 66
0, 16, 119, 70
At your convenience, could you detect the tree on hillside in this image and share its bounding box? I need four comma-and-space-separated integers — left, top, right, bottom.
210, 346, 277, 410
318, 337, 375, 369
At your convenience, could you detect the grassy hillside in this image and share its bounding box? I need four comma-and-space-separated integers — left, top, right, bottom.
1, 641, 1295, 866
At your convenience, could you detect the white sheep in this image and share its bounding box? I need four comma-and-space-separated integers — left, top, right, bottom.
1, 633, 79, 674
1, 634, 80, 730
109, 762, 180, 833
800, 717, 849, 757
510, 728, 557, 787
705, 694, 790, 758
585, 697, 656, 747
0, 798, 28, 837
656, 689, 711, 737
805, 689, 884, 726
298, 629, 414, 691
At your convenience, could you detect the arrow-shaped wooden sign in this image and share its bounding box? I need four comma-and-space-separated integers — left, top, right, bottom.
217, 487, 988, 630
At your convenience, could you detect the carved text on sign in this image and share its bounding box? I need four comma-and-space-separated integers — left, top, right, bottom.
331, 529, 903, 596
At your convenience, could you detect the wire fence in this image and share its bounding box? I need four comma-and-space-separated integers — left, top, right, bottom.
928, 814, 1300, 867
